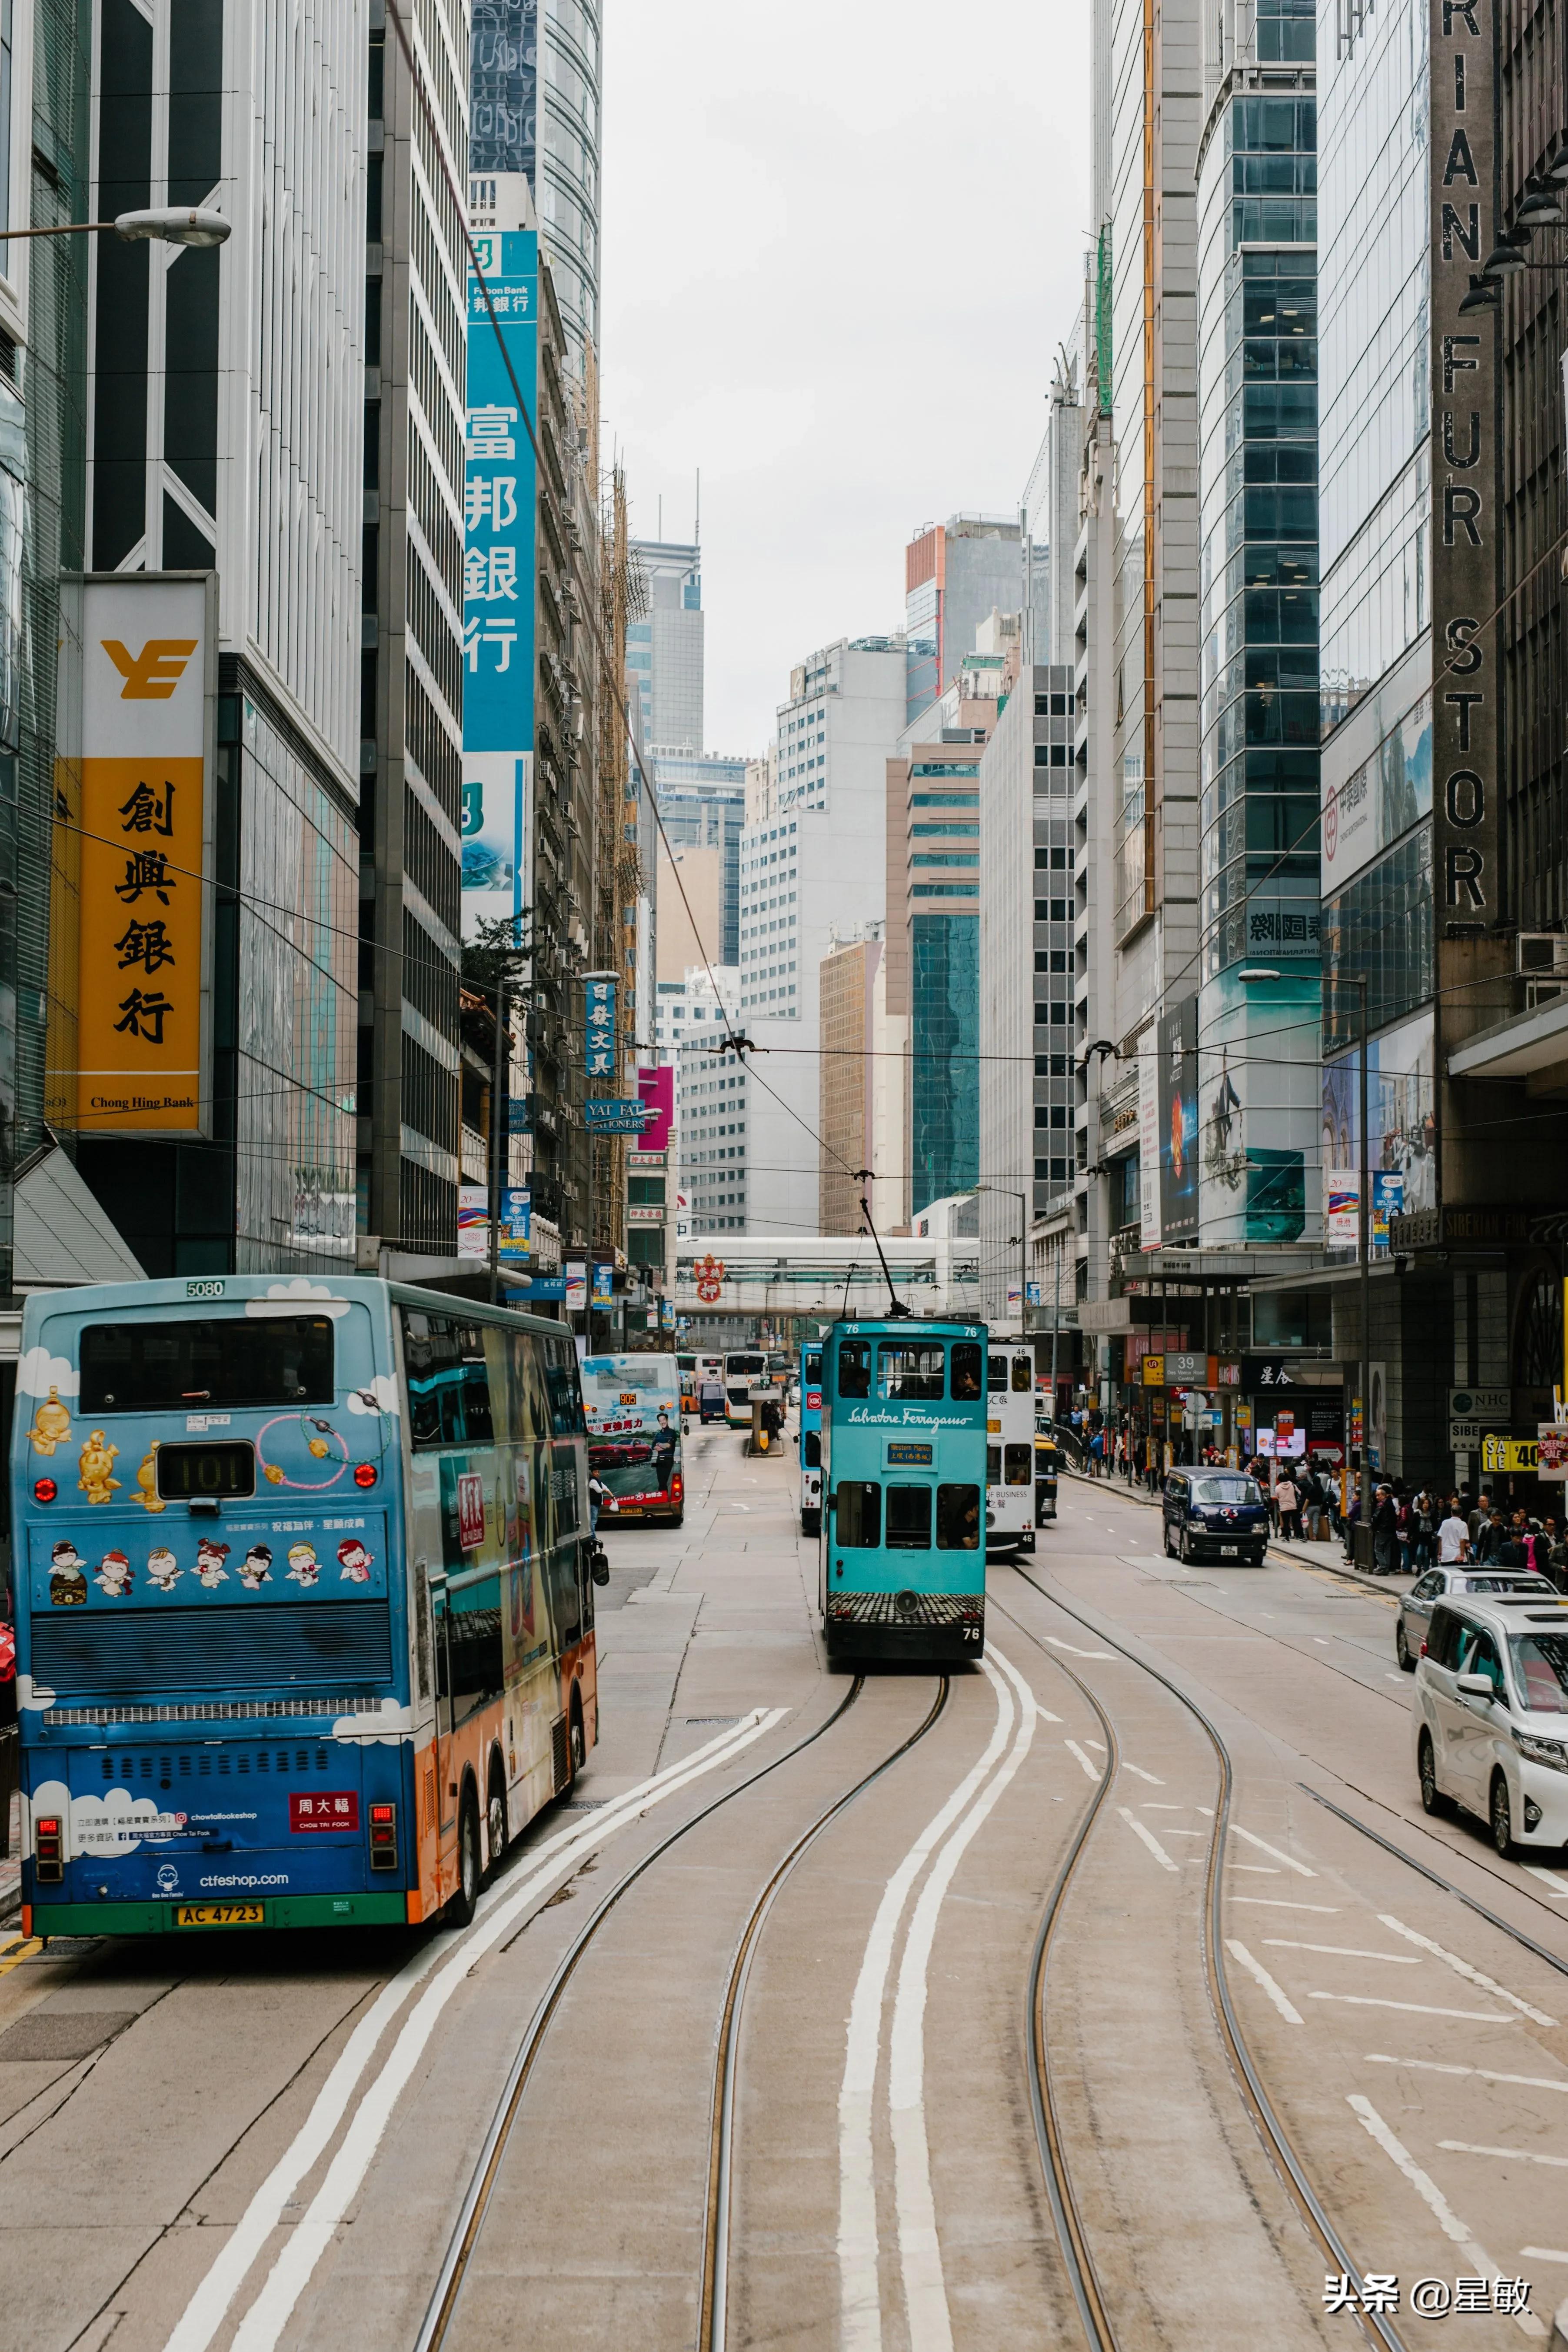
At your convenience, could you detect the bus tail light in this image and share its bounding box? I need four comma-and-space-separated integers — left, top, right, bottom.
354, 1462, 377, 1488
368, 1802, 398, 1870
671, 1472, 683, 1505
35, 1816, 63, 1882
33, 1478, 56, 1504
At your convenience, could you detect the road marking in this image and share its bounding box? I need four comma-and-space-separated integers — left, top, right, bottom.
1119, 1809, 1179, 1872
1346, 2095, 1547, 2340
1230, 1824, 1316, 1876
1231, 1865, 1281, 1874
1312, 1992, 1514, 2021
1122, 1762, 1165, 1785
1263, 1938, 1420, 1963
1521, 2248, 1568, 2263
1521, 1865, 1568, 1897
838, 1665, 1014, 2352
1386, 1672, 1407, 1683
1084, 1737, 1105, 1750
170, 1707, 789, 2352
1064, 1740, 1101, 1781
1225, 1939, 1303, 2024
1314, 1637, 1330, 1645
1044, 1635, 1116, 1659
1365, 2055, 1568, 2094
0, 1937, 41, 1979
889, 1646, 1038, 2352
1439, 2140, 1568, 2170
1377, 1914, 1556, 2027
1232, 1898, 1342, 1913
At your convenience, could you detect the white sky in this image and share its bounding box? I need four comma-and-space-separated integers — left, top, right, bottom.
598, 0, 1093, 759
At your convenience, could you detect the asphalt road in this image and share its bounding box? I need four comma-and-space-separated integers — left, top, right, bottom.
1, 1432, 1565, 2352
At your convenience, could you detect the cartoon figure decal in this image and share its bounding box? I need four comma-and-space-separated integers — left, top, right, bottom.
145, 1545, 181, 1593
239, 1544, 273, 1590
194, 1538, 231, 1589
93, 1549, 133, 1598
336, 1537, 373, 1584
28, 1387, 73, 1456
255, 1413, 352, 1490
131, 1445, 166, 1512
285, 1542, 321, 1587
49, 1540, 88, 1607
77, 1430, 121, 1506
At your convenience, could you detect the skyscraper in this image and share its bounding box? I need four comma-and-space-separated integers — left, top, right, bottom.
903, 514, 1049, 724
469, 0, 601, 383
629, 536, 703, 751
652, 750, 746, 966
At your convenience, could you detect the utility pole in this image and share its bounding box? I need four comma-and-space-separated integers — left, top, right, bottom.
1356, 971, 1372, 1530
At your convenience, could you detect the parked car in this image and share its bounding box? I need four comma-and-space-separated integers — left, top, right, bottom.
1414, 1592, 1568, 1853
1162, 1469, 1270, 1565
698, 1381, 727, 1423
1396, 1565, 1551, 1671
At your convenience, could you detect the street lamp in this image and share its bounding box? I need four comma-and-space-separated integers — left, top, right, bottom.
0, 206, 230, 246
975, 1183, 1027, 1339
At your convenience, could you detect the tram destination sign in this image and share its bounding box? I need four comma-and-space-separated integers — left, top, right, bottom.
886, 1441, 933, 1467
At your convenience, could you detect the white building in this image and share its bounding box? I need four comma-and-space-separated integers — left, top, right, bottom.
629, 538, 704, 752
655, 965, 749, 1237
740, 635, 908, 1236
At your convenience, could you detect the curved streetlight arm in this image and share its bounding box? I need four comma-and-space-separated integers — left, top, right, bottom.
0, 207, 230, 247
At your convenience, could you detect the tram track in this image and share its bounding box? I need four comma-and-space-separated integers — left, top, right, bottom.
999, 1567, 1410, 2352
416, 1670, 951, 2352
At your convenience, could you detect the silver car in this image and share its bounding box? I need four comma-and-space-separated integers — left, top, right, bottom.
1397, 1565, 1551, 1670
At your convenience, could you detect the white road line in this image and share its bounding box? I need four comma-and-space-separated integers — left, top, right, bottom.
1156, 1827, 1207, 1837
1044, 1635, 1117, 1659
1064, 1740, 1102, 1781
1119, 1809, 1179, 1872
1365, 2055, 1568, 2094
171, 1707, 788, 2352
1377, 1914, 1557, 2027
1440, 2140, 1568, 2169
1084, 1737, 1106, 1750
1521, 2248, 1568, 2264
838, 1666, 1013, 2352
889, 1646, 1038, 2352
1230, 1864, 1280, 1874
1521, 1865, 1568, 1897
1122, 1762, 1165, 1785
1232, 1897, 1342, 1914
1311, 1992, 1514, 2022
1347, 2095, 1548, 2340
1385, 1672, 1407, 1683
1230, 1824, 1317, 1876
1263, 1939, 1421, 1964
1225, 1939, 1303, 2024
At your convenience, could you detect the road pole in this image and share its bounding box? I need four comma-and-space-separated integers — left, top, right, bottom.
488, 963, 506, 1308
1358, 972, 1372, 1530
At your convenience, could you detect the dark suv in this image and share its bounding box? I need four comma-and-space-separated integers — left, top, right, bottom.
1163, 1469, 1270, 1566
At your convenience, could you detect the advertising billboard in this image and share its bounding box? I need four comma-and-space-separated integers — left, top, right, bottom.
461, 176, 537, 941
1321, 692, 1432, 898
585, 978, 616, 1079
1138, 1026, 1161, 1246
634, 1064, 674, 1155
1158, 997, 1199, 1243
1321, 1008, 1435, 1248
60, 575, 215, 1135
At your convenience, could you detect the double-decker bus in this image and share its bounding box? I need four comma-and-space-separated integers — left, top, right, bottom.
580, 1354, 684, 1526
818, 1317, 988, 1664
723, 1348, 769, 1429
12, 1276, 599, 1939
986, 1345, 1037, 1556
798, 1342, 823, 1533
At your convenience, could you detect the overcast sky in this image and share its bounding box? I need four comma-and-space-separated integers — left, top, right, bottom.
598, 2, 1093, 759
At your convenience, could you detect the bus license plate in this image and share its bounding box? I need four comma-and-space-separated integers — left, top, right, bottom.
173, 1902, 264, 1928
1221, 1545, 1238, 1557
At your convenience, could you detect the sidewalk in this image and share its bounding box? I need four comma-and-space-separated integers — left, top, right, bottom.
1065, 1465, 1415, 1598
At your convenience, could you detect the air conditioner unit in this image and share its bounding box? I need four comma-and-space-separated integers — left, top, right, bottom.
1516, 932, 1568, 977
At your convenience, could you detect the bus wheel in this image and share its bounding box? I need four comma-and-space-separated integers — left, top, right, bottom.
486, 1763, 508, 1872
448, 1790, 481, 1929
569, 1690, 586, 1779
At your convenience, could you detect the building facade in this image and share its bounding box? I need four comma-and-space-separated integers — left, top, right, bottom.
652, 746, 745, 965
469, 0, 600, 385
818, 929, 881, 1236
629, 535, 702, 752
904, 513, 1048, 724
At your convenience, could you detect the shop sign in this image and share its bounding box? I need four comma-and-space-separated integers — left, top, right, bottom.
1481, 1435, 1537, 1474
1450, 1386, 1510, 1421
1537, 1424, 1568, 1480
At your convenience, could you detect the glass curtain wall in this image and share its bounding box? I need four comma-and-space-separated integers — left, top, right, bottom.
910, 914, 978, 1213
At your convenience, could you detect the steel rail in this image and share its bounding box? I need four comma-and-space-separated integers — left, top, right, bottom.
698, 1673, 951, 2352
1006, 1567, 1409, 2352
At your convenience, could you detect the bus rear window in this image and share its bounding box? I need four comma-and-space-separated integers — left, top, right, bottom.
937, 1484, 981, 1549
835, 1480, 880, 1546
1012, 1357, 1033, 1393
878, 1343, 944, 1401
988, 1354, 1008, 1392
838, 1341, 872, 1398
950, 1343, 983, 1400
886, 1486, 932, 1548
80, 1316, 335, 1413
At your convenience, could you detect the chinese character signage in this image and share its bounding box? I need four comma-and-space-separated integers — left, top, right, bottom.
63, 576, 213, 1134
585, 978, 616, 1079
462, 175, 537, 941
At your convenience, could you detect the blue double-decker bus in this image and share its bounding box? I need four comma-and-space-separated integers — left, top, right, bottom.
11, 1276, 599, 1939
817, 1317, 988, 1664
798, 1342, 823, 1534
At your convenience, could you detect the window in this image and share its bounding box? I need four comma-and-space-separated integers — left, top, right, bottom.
628, 1175, 666, 1204
1510, 1632, 1568, 1712
988, 1353, 1008, 1392
1455, 1622, 1505, 1700
804, 1430, 821, 1468
804, 1350, 822, 1382
1012, 1356, 1033, 1394
1004, 1444, 1032, 1486
81, 1316, 336, 1414
1190, 1476, 1262, 1505
835, 1479, 880, 1546
987, 1444, 1001, 1482
950, 1342, 983, 1399
837, 1339, 872, 1398
404, 1315, 495, 1449
886, 1485, 932, 1549
878, 1342, 944, 1400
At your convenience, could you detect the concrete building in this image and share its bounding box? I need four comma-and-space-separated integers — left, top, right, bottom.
655, 842, 723, 984
72, 0, 364, 1274
818, 929, 882, 1235
469, 0, 601, 385
903, 514, 1049, 724
653, 749, 746, 965
739, 635, 906, 1237
629, 537, 703, 753
658, 965, 748, 1236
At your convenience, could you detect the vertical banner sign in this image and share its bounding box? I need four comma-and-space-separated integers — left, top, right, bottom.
70, 576, 213, 1133
1430, 0, 1498, 944
585, 978, 616, 1078
1138, 1025, 1161, 1246
462, 175, 538, 941
1157, 997, 1200, 1243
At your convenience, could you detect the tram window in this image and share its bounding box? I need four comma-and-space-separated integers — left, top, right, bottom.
1012, 1356, 1033, 1394
1005, 1444, 1032, 1486
987, 1445, 1001, 1483
878, 1343, 945, 1401
886, 1486, 932, 1548
936, 1484, 982, 1549
835, 1479, 880, 1546
950, 1343, 983, 1399
804, 1350, 822, 1383
838, 1340, 872, 1398
988, 1353, 1008, 1392
804, 1431, 822, 1467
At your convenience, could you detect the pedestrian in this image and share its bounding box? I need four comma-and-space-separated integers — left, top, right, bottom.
1437, 1497, 1470, 1564
1468, 1488, 1494, 1551
1475, 1507, 1506, 1566
1371, 1484, 1400, 1575
1408, 1489, 1435, 1572
588, 1471, 612, 1534
1342, 1485, 1361, 1562
1275, 1467, 1301, 1543
1545, 1516, 1568, 1594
